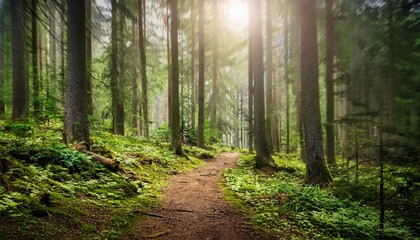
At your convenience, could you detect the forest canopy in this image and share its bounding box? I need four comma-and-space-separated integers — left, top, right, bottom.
0, 0, 419, 153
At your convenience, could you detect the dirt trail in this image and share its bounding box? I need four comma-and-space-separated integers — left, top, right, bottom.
122, 152, 260, 240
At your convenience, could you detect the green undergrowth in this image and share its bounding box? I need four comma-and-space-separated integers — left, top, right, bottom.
222, 153, 419, 240
0, 119, 220, 239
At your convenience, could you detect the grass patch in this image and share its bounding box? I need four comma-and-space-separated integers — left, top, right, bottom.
222, 153, 419, 240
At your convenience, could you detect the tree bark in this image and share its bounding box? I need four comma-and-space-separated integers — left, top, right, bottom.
272, 52, 280, 153
325, 0, 336, 165
50, 5, 58, 112
300, 0, 332, 185
60, 0, 66, 106
240, 88, 245, 148
0, 0, 4, 115
210, 0, 219, 142
247, 1, 254, 153
190, 0, 196, 130
265, 0, 273, 153
167, 0, 172, 130
11, 0, 29, 120
234, 91, 240, 148
111, 0, 119, 133
251, 0, 273, 167
63, 0, 90, 144
170, 0, 183, 155
117, 6, 126, 135
285, 12, 291, 154
111, 0, 124, 135
386, 0, 396, 132
86, 0, 93, 116
139, 0, 149, 137
31, 0, 41, 117
132, 23, 139, 134
197, 0, 205, 148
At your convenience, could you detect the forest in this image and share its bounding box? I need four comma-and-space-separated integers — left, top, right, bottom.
0, 0, 419, 239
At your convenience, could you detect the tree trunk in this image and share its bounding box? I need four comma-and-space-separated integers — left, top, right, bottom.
45, 14, 50, 109
0, 0, 4, 115
117, 7, 126, 135
325, 0, 336, 165
86, 0, 93, 116
300, 0, 332, 185
272, 53, 280, 153
50, 6, 58, 112
190, 0, 196, 130
111, 0, 124, 135
340, 85, 349, 159
240, 88, 245, 148
111, 0, 118, 133
63, 0, 90, 144
139, 0, 149, 138
284, 10, 290, 154
11, 0, 28, 120
197, 0, 205, 148
251, 0, 273, 167
248, 2, 254, 153
31, 0, 41, 117
265, 0, 273, 153
132, 23, 139, 134
170, 0, 183, 155
167, 0, 172, 130
210, 0, 218, 142
60, 0, 66, 106
234, 91, 240, 148
386, 0, 396, 132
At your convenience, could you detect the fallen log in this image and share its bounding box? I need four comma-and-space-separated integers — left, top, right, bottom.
81, 149, 123, 172
77, 146, 140, 179
76, 142, 123, 172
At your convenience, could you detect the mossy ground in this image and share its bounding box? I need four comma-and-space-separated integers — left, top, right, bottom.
0, 119, 225, 239
222, 152, 420, 240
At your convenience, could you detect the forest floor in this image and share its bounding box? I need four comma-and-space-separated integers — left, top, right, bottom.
121, 152, 261, 240
1, 120, 418, 239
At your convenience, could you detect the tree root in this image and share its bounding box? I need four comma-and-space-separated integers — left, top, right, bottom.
133, 210, 173, 219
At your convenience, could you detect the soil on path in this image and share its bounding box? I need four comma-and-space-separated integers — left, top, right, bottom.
122, 152, 261, 240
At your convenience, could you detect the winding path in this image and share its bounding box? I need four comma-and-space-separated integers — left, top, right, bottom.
122, 152, 260, 240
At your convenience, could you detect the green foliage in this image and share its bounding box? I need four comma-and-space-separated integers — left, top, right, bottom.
2, 121, 34, 137
272, 153, 306, 177
150, 124, 171, 143
222, 153, 418, 240
184, 127, 197, 145
183, 145, 215, 159
333, 158, 420, 206
0, 121, 205, 239
236, 153, 256, 169
2, 140, 98, 172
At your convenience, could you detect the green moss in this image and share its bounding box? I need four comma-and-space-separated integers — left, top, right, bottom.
0, 120, 205, 239
219, 180, 246, 212
221, 153, 419, 240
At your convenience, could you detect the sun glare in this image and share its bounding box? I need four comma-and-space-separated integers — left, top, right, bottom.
226, 0, 248, 25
